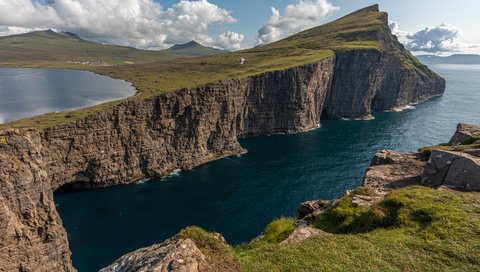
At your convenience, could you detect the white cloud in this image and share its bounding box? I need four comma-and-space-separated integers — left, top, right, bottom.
256, 0, 339, 45
215, 31, 244, 50
0, 0, 244, 50
407, 23, 463, 52
389, 21, 475, 53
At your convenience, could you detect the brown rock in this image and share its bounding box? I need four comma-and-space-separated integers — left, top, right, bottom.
449, 123, 480, 145
422, 150, 480, 191
281, 226, 330, 245
363, 150, 426, 194
100, 237, 206, 272
297, 200, 331, 219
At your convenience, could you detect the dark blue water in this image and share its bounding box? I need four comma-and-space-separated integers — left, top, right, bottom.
55, 64, 480, 271
0, 68, 135, 123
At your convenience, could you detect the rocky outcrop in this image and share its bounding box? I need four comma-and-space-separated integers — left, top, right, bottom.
100, 237, 206, 272
422, 150, 480, 191
363, 150, 427, 194
281, 221, 330, 245
0, 10, 446, 271
449, 123, 480, 145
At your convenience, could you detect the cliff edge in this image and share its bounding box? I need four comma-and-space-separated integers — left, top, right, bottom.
0, 5, 446, 271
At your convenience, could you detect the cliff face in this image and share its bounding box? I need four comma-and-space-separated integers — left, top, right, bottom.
0, 9, 446, 271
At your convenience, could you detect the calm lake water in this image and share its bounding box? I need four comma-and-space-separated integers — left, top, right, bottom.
55, 64, 480, 271
0, 68, 135, 123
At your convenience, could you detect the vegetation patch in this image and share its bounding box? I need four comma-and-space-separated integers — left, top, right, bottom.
235, 186, 480, 271
178, 226, 240, 272
353, 186, 378, 196
0, 135, 6, 145
243, 217, 296, 249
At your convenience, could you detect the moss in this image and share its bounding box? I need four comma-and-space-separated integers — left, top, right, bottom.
353, 186, 378, 196
461, 136, 480, 146
178, 227, 240, 272
418, 143, 453, 157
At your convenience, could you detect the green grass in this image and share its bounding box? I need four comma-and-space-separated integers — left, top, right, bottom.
177, 227, 240, 271
244, 218, 296, 249
172, 187, 480, 271
0, 5, 434, 130
234, 186, 480, 271
418, 137, 480, 157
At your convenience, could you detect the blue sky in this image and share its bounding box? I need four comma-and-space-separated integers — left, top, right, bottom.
0, 0, 478, 54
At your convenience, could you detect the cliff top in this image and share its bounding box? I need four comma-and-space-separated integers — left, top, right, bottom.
0, 5, 422, 129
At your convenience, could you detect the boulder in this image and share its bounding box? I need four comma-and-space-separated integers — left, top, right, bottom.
281, 225, 330, 244
449, 123, 480, 145
100, 237, 206, 272
297, 200, 331, 219
422, 150, 480, 191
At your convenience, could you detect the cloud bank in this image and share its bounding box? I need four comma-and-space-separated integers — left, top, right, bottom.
0, 0, 244, 50
389, 21, 475, 53
256, 0, 339, 45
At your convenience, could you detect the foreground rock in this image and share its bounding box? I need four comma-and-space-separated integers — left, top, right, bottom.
281, 222, 330, 244
363, 150, 427, 194
100, 237, 206, 272
422, 150, 480, 191
449, 123, 480, 145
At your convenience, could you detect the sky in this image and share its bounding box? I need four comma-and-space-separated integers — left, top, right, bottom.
0, 0, 478, 54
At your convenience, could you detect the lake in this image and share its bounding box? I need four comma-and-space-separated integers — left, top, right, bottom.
0, 68, 135, 123
53, 64, 480, 271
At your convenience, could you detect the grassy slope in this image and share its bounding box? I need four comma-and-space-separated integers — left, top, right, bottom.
0, 30, 182, 67
0, 5, 417, 129
192, 186, 479, 271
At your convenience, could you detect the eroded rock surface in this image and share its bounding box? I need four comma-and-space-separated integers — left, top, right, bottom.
449, 123, 480, 145
281, 225, 330, 244
422, 150, 480, 191
100, 237, 206, 272
363, 150, 427, 194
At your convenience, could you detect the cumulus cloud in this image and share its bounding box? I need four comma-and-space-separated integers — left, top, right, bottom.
406, 23, 463, 52
389, 21, 473, 53
256, 0, 339, 44
0, 0, 244, 50
216, 31, 244, 50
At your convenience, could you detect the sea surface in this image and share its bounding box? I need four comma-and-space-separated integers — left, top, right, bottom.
53, 64, 480, 271
0, 68, 135, 123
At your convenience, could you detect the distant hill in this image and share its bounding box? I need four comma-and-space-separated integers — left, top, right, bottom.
0, 30, 224, 67
166, 40, 225, 57
416, 54, 480, 64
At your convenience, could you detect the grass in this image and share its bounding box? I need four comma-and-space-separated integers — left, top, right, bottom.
0, 5, 435, 130
418, 136, 480, 157
177, 227, 240, 272
174, 187, 480, 271
233, 186, 480, 271
244, 218, 296, 249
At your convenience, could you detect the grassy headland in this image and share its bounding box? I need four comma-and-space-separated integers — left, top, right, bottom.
0, 5, 420, 130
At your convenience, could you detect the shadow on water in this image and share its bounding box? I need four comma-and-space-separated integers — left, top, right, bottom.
54, 64, 480, 271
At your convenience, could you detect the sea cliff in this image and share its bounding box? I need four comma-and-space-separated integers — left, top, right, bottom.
0, 5, 446, 272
